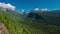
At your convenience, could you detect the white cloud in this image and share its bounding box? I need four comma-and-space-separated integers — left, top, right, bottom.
35, 8, 39, 10
41, 8, 48, 11
0, 2, 15, 10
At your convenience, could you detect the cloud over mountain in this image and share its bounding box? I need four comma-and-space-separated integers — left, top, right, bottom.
35, 8, 39, 10
41, 8, 48, 11
0, 2, 15, 10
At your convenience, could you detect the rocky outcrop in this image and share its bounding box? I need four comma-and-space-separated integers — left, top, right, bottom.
0, 23, 9, 34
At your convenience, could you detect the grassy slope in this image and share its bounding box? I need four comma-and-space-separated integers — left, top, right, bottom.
0, 10, 45, 34
0, 10, 27, 34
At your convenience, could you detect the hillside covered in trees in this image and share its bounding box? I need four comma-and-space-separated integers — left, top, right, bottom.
0, 9, 60, 34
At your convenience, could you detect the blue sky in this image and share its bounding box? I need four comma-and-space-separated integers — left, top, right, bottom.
0, 0, 60, 10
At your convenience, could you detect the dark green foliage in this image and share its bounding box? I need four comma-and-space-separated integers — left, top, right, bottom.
28, 12, 43, 20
